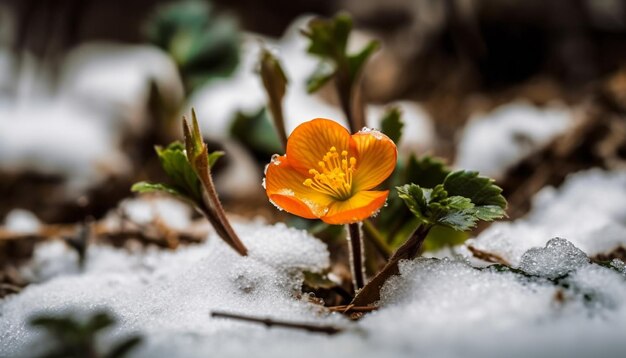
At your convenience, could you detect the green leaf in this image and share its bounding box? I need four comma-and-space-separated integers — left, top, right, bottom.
230, 107, 282, 157
208, 151, 225, 168
396, 184, 479, 232
155, 141, 203, 202
302, 13, 379, 93
397, 169, 507, 233
306, 62, 335, 93
145, 0, 240, 92
436, 196, 478, 231
131, 182, 186, 198
396, 184, 429, 226
135, 126, 223, 204
405, 155, 450, 189
302, 14, 351, 58
380, 106, 403, 144
443, 170, 507, 220
347, 39, 380, 82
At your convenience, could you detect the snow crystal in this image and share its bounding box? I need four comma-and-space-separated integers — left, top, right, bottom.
518, 238, 590, 278
455, 101, 573, 178
610, 259, 626, 274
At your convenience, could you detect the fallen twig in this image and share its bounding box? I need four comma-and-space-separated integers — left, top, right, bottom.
210, 311, 343, 335
327, 305, 378, 313
467, 245, 511, 266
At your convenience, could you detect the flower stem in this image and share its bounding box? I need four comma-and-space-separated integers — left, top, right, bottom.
347, 222, 365, 291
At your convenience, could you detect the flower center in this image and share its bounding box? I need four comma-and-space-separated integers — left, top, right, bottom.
303, 146, 357, 200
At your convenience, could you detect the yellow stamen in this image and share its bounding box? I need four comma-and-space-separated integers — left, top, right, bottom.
303, 147, 357, 200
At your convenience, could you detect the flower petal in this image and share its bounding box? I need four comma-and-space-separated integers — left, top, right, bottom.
351, 130, 397, 191
321, 190, 389, 225
265, 155, 334, 219
286, 118, 356, 175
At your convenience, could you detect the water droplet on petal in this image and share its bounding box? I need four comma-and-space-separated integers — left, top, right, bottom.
271, 154, 283, 165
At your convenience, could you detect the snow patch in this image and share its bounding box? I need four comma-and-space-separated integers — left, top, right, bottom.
456, 101, 573, 178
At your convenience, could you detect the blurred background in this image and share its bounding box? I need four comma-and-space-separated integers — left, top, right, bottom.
1, 0, 626, 227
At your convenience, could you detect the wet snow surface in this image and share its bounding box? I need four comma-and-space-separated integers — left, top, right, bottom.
2, 169, 626, 357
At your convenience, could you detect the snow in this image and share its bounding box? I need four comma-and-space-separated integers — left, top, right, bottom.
455, 101, 573, 178
3, 171, 626, 357
3, 209, 40, 234
0, 43, 183, 194
518, 238, 590, 278
468, 169, 626, 265
0, 200, 335, 357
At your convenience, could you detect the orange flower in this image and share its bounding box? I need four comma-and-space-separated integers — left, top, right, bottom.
265, 118, 397, 225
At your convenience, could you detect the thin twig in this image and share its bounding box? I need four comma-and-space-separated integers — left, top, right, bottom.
211, 311, 343, 335
327, 305, 378, 313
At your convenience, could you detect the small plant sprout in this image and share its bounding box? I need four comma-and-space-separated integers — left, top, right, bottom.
264, 118, 397, 291
132, 110, 248, 256
258, 46, 289, 150
302, 13, 380, 132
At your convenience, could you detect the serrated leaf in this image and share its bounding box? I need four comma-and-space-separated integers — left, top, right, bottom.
397, 184, 481, 232
303, 14, 351, 58
443, 170, 507, 213
436, 198, 478, 231
380, 106, 403, 143
473, 205, 507, 221
405, 155, 450, 188
306, 62, 335, 93
396, 184, 429, 225
302, 13, 379, 94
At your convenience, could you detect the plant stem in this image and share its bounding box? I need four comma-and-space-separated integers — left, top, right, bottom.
211, 311, 342, 335
347, 222, 365, 291
268, 99, 288, 151
351, 224, 432, 306
362, 219, 392, 259
200, 175, 248, 256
